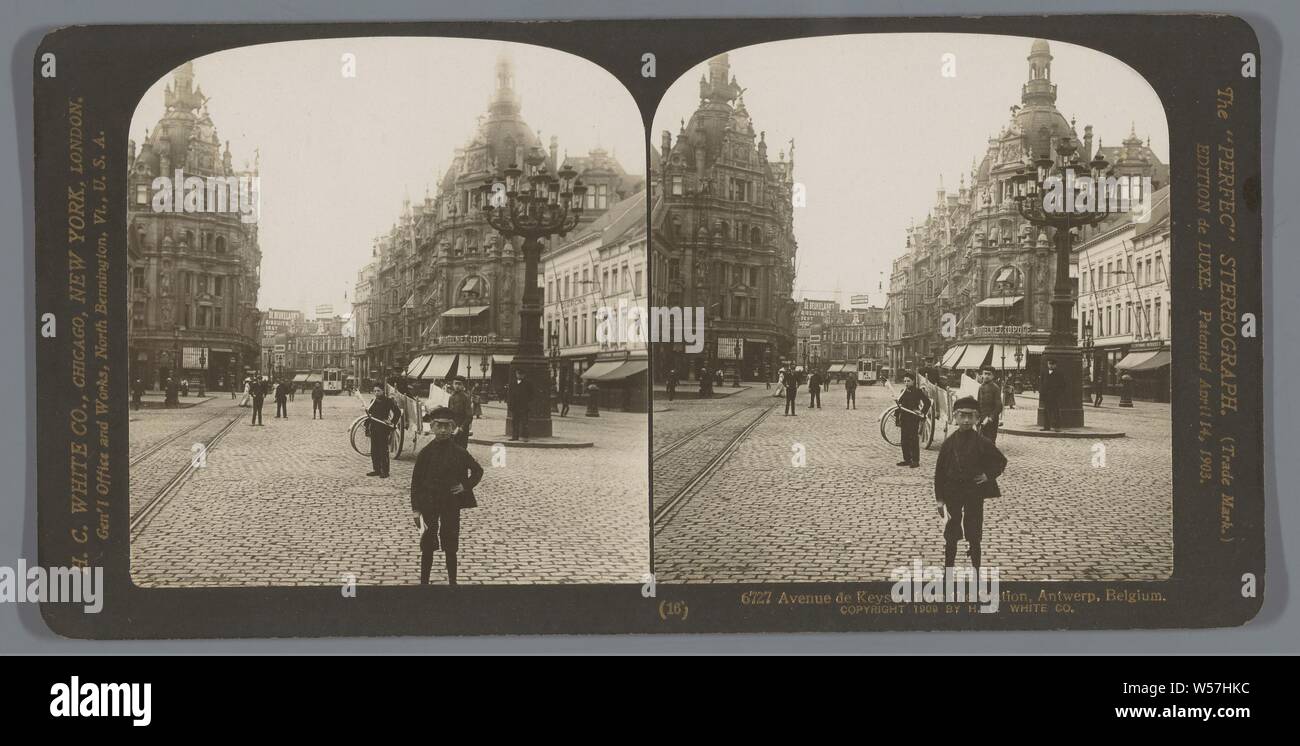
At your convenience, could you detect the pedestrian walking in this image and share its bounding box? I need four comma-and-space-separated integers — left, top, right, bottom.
1039, 358, 1065, 431
507, 370, 532, 442
239, 377, 252, 407
845, 372, 858, 410
976, 365, 1003, 444
412, 406, 484, 586
808, 370, 822, 409
180, 379, 190, 398
365, 385, 402, 478
1003, 375, 1017, 409
311, 381, 324, 419
781, 366, 799, 416
698, 366, 713, 398
274, 379, 289, 418
895, 373, 930, 468
471, 383, 483, 419
448, 376, 473, 449
250, 378, 266, 425
1092, 373, 1105, 407
165, 377, 179, 408
558, 381, 571, 417
934, 395, 1007, 570
665, 369, 678, 402
289, 383, 296, 402
131, 377, 145, 411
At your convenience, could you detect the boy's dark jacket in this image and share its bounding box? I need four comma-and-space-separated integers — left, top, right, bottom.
934, 428, 1007, 502
410, 438, 484, 512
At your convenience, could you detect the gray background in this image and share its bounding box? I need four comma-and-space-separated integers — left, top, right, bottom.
2, 0, 1293, 654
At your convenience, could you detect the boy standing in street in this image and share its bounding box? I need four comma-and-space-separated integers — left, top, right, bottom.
934, 396, 1007, 570
411, 406, 484, 585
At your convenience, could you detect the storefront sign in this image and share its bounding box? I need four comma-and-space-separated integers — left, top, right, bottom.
972, 325, 1033, 337
437, 334, 498, 345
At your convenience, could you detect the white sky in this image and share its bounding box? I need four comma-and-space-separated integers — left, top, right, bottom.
652, 33, 1169, 309
131, 37, 643, 317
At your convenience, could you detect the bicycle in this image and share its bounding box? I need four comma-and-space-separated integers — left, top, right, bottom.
349, 395, 405, 460
878, 403, 935, 450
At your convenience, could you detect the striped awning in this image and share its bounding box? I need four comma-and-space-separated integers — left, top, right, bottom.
987, 345, 1027, 370
954, 344, 992, 369
1117, 349, 1170, 371
292, 373, 310, 383
404, 355, 432, 378
417, 354, 460, 381
976, 295, 1023, 308
940, 346, 965, 368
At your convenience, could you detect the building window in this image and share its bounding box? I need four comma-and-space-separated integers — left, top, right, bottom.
611, 268, 618, 293
135, 184, 149, 204
634, 270, 642, 296
1154, 298, 1161, 336
214, 276, 224, 296
214, 307, 223, 328
132, 267, 145, 291
671, 176, 683, 196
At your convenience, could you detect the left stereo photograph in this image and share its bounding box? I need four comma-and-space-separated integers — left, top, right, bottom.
123, 38, 650, 588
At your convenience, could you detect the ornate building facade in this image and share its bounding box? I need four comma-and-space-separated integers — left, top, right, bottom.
651, 54, 799, 383
885, 39, 1168, 382
360, 52, 642, 393
127, 62, 263, 391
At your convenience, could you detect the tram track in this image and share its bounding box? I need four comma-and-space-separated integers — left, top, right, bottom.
653, 402, 774, 534
129, 413, 242, 541
129, 409, 235, 469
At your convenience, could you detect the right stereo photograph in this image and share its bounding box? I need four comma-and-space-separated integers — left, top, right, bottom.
649, 34, 1172, 584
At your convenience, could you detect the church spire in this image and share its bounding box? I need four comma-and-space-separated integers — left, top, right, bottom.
488, 49, 521, 117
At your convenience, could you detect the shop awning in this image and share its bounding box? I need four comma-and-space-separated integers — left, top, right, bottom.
940, 346, 966, 368
1117, 349, 1170, 371
416, 354, 460, 381
492, 354, 514, 366
1026, 345, 1046, 355
954, 344, 992, 369
591, 360, 649, 382
987, 345, 1027, 370
292, 373, 310, 383
975, 295, 1024, 308
305, 373, 322, 383
581, 360, 625, 381
1129, 350, 1170, 371
403, 354, 432, 378
440, 305, 490, 318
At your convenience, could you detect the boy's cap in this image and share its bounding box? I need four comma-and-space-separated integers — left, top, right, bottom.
423, 405, 456, 422
953, 396, 979, 411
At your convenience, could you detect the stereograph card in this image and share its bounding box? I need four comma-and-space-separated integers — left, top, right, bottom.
30, 15, 1263, 637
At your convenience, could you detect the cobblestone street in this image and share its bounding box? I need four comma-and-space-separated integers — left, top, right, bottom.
653, 383, 1173, 583
130, 395, 649, 586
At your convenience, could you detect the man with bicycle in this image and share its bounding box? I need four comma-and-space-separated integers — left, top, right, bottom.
365, 385, 402, 478
895, 373, 931, 468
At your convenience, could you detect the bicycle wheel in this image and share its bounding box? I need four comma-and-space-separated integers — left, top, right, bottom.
880, 406, 903, 446
349, 416, 369, 457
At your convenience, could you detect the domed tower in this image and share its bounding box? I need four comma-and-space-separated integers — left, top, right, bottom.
1015, 39, 1072, 159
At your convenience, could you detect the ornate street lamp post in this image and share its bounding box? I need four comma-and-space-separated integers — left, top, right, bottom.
1012, 137, 1111, 428
477, 150, 584, 438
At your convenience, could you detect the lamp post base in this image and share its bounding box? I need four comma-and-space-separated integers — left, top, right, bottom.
504, 354, 554, 439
